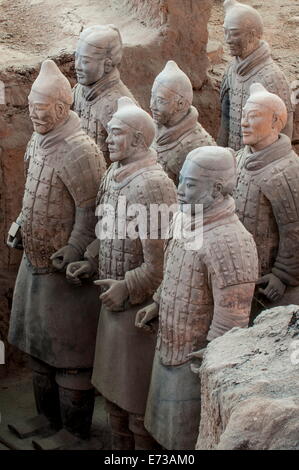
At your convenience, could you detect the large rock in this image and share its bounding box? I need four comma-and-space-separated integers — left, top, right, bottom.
197, 305, 299, 450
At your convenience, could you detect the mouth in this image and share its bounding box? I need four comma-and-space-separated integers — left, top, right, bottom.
151, 112, 160, 119
31, 120, 47, 126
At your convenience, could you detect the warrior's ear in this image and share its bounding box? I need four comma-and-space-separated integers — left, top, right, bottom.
176, 97, 188, 113
213, 181, 224, 198
55, 101, 66, 119
272, 112, 279, 129
132, 132, 147, 149
104, 57, 113, 74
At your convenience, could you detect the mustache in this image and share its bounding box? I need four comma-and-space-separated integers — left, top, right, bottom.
31, 119, 51, 126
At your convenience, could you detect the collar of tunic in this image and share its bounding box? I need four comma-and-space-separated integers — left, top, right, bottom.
154, 105, 199, 151
82, 68, 121, 102
234, 40, 272, 81
37, 111, 82, 150
243, 133, 293, 171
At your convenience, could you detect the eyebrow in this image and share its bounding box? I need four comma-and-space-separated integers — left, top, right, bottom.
180, 176, 199, 181
108, 125, 123, 131
28, 101, 49, 106
242, 107, 262, 113
74, 53, 94, 59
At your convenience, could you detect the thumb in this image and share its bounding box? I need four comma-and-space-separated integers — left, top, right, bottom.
50, 248, 64, 260
136, 310, 146, 325
256, 275, 269, 285
94, 279, 113, 288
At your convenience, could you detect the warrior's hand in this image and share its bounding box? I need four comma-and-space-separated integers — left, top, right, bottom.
66, 260, 94, 286
187, 348, 206, 375
135, 302, 159, 333
256, 273, 286, 302
7, 222, 23, 250
94, 279, 129, 310
51, 245, 80, 272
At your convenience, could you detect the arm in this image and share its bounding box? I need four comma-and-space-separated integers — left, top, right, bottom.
262, 164, 299, 289
207, 282, 255, 341
217, 72, 230, 147
125, 238, 164, 305
52, 140, 105, 271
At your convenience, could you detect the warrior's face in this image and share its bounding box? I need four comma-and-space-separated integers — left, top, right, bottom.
223, 14, 259, 60
28, 91, 65, 134
106, 117, 136, 165
241, 101, 277, 151
75, 43, 106, 86
150, 82, 181, 127
178, 160, 216, 214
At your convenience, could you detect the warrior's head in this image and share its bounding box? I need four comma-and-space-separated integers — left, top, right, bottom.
28, 59, 72, 135
241, 83, 288, 151
150, 60, 193, 127
178, 146, 236, 214
106, 97, 155, 165
223, 0, 263, 60
75, 24, 122, 86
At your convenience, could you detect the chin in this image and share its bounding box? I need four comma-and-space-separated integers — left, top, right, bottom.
242, 137, 254, 146
228, 47, 241, 57
152, 115, 162, 125
76, 75, 89, 86
109, 153, 122, 162
34, 125, 49, 135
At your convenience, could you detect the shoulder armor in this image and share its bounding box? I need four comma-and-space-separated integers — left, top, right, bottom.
262, 154, 299, 225
131, 168, 177, 207
256, 64, 293, 112
58, 134, 105, 208
205, 222, 258, 288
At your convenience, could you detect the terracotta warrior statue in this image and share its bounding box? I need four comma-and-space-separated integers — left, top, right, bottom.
217, 0, 293, 151
234, 83, 299, 313
66, 97, 177, 450
136, 146, 258, 450
7, 60, 106, 449
151, 60, 215, 186
73, 24, 136, 161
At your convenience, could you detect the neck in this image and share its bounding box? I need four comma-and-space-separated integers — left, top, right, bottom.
250, 134, 279, 152
165, 109, 189, 128
238, 40, 260, 60
89, 67, 117, 87
119, 148, 150, 167
203, 193, 225, 215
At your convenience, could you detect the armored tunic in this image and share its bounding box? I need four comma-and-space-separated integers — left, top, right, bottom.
145, 196, 258, 449
219, 40, 293, 151
73, 68, 136, 161
8, 111, 106, 368
154, 106, 215, 186
234, 133, 299, 287
153, 196, 258, 366
90, 152, 177, 414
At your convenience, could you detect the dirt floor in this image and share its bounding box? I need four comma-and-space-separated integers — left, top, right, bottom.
0, 372, 111, 450
0, 0, 157, 69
